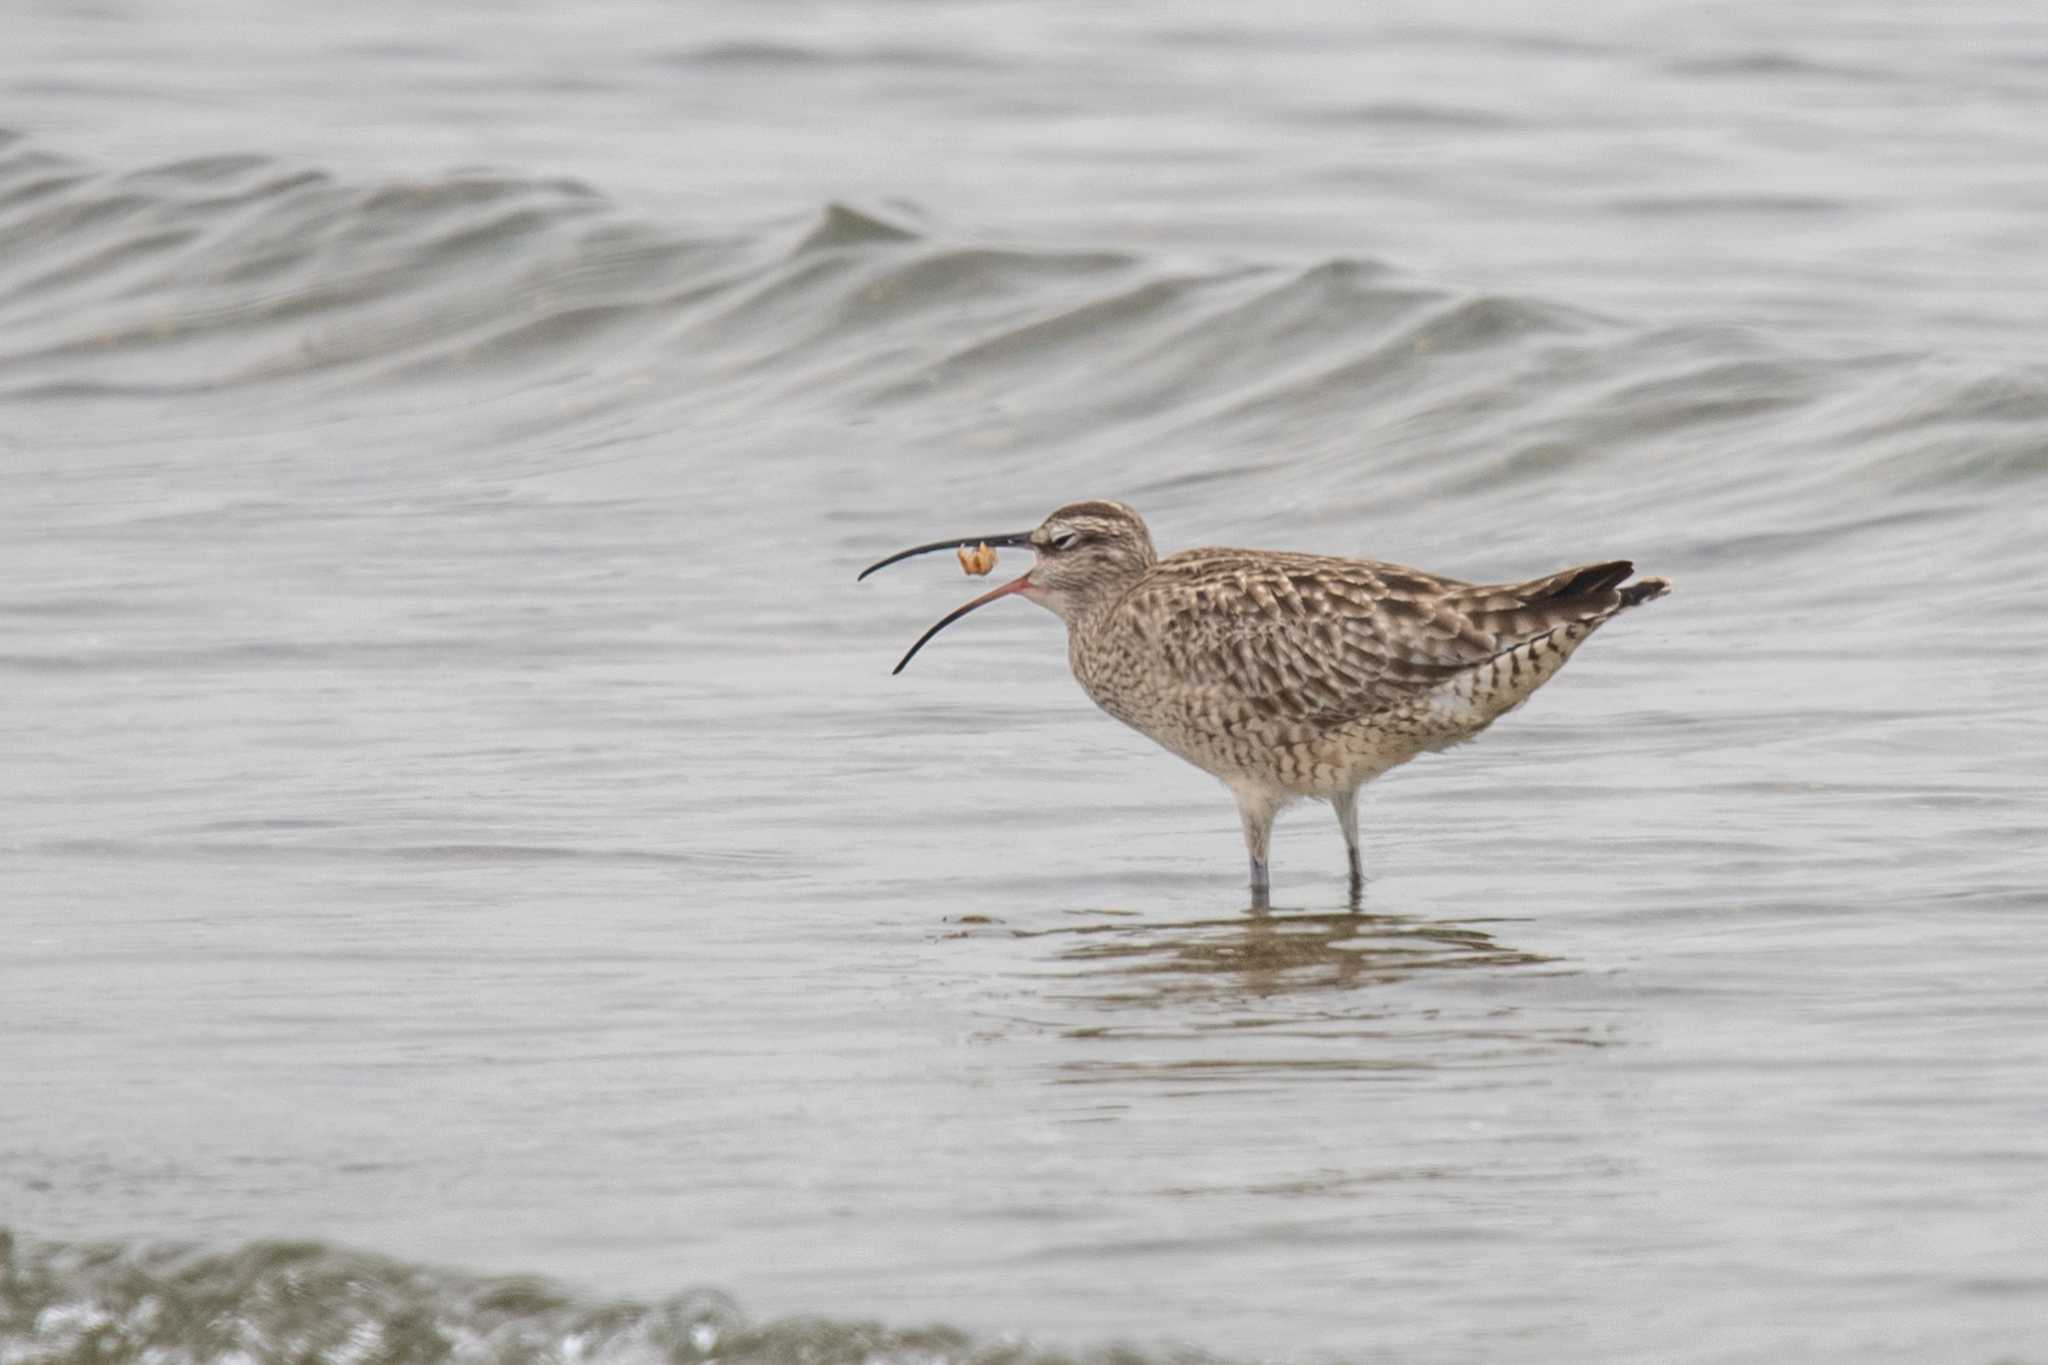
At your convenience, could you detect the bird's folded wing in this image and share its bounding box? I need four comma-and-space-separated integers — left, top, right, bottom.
1120, 550, 1632, 730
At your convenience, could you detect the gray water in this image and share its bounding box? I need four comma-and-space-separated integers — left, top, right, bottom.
4, 2, 2047, 1361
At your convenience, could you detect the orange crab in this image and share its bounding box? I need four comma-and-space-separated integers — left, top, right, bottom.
956, 542, 998, 576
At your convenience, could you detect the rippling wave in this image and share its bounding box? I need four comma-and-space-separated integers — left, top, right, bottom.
0, 1231, 1226, 1365
8, 133, 2042, 564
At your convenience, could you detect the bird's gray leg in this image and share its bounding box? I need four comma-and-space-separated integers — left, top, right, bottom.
1233, 788, 1279, 910
1332, 789, 1363, 904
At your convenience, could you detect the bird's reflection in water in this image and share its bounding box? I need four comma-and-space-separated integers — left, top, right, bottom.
997, 899, 1609, 1087
956, 892, 1610, 1085
1016, 904, 1554, 1011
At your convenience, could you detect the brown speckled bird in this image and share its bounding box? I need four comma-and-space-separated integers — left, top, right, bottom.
860, 500, 1668, 905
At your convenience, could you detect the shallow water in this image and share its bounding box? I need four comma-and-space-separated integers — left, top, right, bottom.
3, 2, 2046, 1362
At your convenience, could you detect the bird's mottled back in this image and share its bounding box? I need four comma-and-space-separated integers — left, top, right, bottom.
1067, 540, 1666, 783
1092, 550, 1484, 728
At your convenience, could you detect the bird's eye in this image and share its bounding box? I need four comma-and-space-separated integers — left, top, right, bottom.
1050, 531, 1080, 551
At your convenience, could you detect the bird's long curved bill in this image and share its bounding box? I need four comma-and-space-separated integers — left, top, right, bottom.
857, 528, 1040, 674
856, 531, 1034, 582
888, 571, 1034, 675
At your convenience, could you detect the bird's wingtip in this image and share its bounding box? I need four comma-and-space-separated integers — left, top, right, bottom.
1619, 576, 1671, 608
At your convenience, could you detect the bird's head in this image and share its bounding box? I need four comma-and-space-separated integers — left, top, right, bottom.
1020, 500, 1158, 622
858, 499, 1157, 673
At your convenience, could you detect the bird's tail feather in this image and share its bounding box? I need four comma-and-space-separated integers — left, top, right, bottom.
1539, 560, 1636, 599
1517, 560, 1670, 611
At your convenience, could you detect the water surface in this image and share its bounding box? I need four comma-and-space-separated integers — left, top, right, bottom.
3, 2, 2045, 1361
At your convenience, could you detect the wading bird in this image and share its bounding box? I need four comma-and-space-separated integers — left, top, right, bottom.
860, 501, 1667, 906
